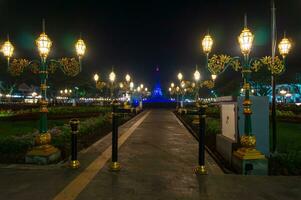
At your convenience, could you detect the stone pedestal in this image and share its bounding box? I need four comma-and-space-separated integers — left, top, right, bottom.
232, 153, 268, 175
25, 144, 61, 165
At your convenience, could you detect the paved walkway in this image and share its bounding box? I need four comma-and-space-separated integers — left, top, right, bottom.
0, 110, 301, 200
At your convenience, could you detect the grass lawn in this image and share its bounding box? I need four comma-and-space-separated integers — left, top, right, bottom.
186, 115, 301, 153
0, 120, 68, 137
276, 121, 301, 153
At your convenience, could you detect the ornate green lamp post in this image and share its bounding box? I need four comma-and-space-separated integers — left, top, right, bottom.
1, 22, 86, 164
169, 84, 180, 107
205, 16, 291, 159
177, 72, 184, 108
119, 74, 133, 108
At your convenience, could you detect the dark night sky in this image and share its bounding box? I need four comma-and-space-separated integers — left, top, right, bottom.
0, 0, 300, 92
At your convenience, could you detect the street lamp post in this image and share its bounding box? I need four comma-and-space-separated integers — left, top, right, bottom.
1, 21, 85, 164
180, 80, 185, 108
177, 72, 183, 108
205, 15, 291, 159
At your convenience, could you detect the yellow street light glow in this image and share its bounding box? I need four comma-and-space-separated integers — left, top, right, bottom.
64, 89, 68, 94
94, 73, 99, 82
69, 89, 72, 93
140, 84, 144, 89
2, 40, 14, 60
177, 72, 183, 81
176, 86, 180, 92
125, 74, 131, 82
145, 88, 148, 92
137, 86, 141, 92
171, 82, 175, 88
119, 82, 124, 88
211, 74, 217, 81
194, 69, 201, 81
109, 71, 116, 82
278, 37, 291, 57
169, 87, 171, 92
75, 39, 86, 58
238, 27, 254, 55
130, 82, 134, 89
60, 90, 63, 94
181, 81, 185, 88
36, 32, 52, 58
202, 34, 213, 54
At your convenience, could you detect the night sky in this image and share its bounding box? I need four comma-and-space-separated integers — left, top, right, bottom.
0, 0, 300, 93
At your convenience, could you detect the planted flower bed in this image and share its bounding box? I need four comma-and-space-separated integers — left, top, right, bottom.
0, 106, 111, 121
0, 108, 138, 164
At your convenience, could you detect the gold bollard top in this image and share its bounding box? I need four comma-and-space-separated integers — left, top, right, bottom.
69, 118, 80, 132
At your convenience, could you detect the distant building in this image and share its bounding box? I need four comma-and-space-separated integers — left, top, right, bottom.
240, 83, 301, 103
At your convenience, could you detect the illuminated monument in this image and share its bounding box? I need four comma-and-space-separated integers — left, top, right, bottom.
147, 66, 170, 102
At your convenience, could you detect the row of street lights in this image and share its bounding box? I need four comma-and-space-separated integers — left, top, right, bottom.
93, 72, 149, 108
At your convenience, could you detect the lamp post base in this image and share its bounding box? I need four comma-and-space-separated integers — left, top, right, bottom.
194, 165, 208, 175
25, 144, 61, 165
110, 162, 121, 171
233, 147, 265, 160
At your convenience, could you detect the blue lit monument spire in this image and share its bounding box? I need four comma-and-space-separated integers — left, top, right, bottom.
152, 66, 163, 98
146, 65, 170, 103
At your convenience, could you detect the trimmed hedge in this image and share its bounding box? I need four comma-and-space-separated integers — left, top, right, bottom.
0, 106, 111, 121
0, 111, 135, 164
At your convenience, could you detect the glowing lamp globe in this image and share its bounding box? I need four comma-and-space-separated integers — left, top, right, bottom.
177, 73, 183, 81
2, 40, 14, 60
194, 70, 201, 81
278, 37, 291, 57
94, 74, 99, 82
36, 32, 52, 58
171, 82, 175, 88
202, 34, 213, 54
130, 82, 134, 89
211, 74, 217, 81
181, 81, 185, 88
238, 28, 254, 55
109, 71, 116, 82
75, 39, 86, 58
125, 74, 131, 82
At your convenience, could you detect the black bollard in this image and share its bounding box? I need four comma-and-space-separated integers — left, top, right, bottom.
110, 101, 121, 171
195, 104, 208, 175
69, 118, 80, 169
